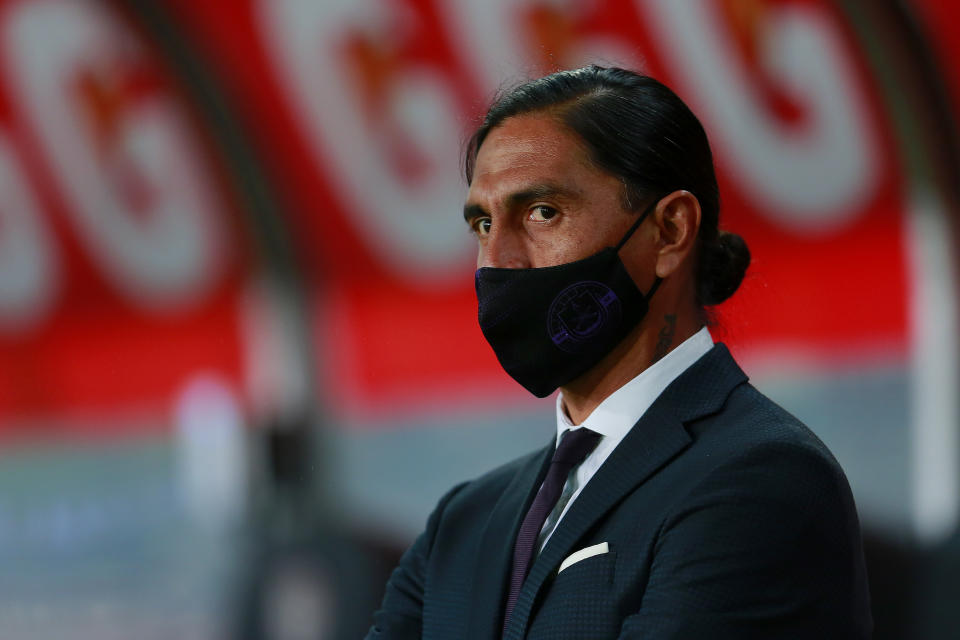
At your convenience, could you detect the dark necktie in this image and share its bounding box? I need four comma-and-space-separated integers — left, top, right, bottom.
502, 427, 602, 633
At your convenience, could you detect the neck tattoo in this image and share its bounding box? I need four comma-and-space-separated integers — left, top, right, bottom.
652, 314, 677, 364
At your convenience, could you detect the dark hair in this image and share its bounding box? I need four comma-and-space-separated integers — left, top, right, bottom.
464, 65, 749, 307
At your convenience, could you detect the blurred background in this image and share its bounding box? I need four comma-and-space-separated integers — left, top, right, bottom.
0, 0, 957, 638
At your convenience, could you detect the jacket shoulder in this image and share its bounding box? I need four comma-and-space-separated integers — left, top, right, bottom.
700, 381, 842, 466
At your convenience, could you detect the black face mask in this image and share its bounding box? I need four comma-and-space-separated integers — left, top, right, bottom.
475, 201, 661, 397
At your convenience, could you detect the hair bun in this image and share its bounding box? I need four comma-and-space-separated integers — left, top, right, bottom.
698, 231, 750, 306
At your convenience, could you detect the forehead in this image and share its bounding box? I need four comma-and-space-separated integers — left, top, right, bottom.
467, 113, 610, 201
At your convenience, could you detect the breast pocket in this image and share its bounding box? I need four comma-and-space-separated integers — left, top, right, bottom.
527, 551, 619, 638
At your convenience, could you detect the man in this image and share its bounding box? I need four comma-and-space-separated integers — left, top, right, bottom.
367, 66, 872, 639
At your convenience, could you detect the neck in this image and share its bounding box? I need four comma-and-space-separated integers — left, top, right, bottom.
560, 309, 700, 425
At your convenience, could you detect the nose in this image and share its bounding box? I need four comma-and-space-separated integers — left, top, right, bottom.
479, 226, 530, 269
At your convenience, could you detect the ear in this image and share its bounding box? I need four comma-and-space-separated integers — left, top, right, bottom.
652, 190, 701, 279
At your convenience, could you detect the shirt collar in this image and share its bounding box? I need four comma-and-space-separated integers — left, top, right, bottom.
555, 326, 714, 444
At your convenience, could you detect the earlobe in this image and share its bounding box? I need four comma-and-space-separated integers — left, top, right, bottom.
655, 253, 682, 279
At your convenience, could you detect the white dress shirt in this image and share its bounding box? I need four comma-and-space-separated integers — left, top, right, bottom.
536, 326, 714, 552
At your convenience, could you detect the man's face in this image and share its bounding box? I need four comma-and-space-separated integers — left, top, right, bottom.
464, 113, 648, 270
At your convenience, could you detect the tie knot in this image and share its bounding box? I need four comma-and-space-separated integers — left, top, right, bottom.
552, 428, 601, 466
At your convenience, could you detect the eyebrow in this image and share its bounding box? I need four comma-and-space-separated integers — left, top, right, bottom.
462, 183, 582, 223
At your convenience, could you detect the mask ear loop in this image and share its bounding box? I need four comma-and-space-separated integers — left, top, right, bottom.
614, 199, 662, 301
644, 276, 662, 301
614, 200, 658, 252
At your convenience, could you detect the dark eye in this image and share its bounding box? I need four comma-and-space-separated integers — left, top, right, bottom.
472, 217, 492, 236
528, 205, 558, 222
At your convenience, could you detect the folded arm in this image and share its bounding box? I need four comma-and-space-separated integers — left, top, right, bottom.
366, 482, 467, 639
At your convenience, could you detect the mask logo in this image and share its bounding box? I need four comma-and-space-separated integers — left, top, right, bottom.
548, 281, 622, 353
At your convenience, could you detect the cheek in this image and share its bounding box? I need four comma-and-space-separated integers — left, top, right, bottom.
530, 234, 587, 267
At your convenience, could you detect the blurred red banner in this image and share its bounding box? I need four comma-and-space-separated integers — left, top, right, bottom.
0, 0, 247, 426
3, 0, 954, 426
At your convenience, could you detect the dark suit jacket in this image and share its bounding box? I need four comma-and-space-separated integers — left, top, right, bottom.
367, 344, 872, 638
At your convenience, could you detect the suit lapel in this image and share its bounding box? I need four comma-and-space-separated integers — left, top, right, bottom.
503, 405, 690, 640
468, 438, 554, 640
504, 343, 748, 639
